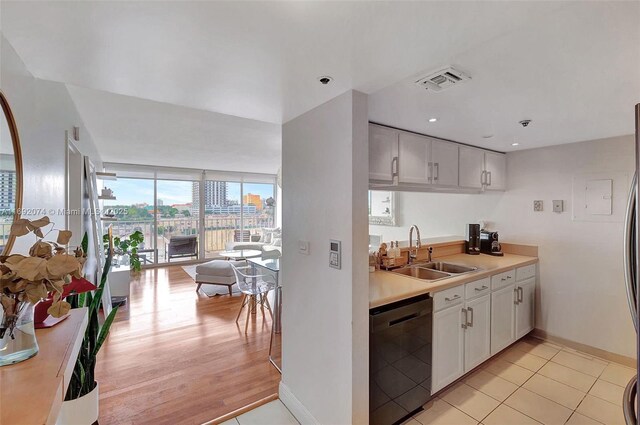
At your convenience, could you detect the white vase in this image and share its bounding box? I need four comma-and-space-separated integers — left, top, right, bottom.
56, 382, 99, 425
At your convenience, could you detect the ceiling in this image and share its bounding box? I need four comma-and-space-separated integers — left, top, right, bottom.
66, 85, 281, 174
3, 0, 567, 125
1, 1, 638, 160
368, 1, 640, 152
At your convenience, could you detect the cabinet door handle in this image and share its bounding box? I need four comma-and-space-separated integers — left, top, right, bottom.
445, 294, 461, 302
475, 285, 488, 292
434, 162, 439, 181
507, 276, 512, 279
481, 170, 486, 185
518, 287, 524, 303
487, 171, 492, 186
514, 287, 519, 305
501, 277, 507, 281
428, 162, 433, 183
391, 157, 399, 178
461, 308, 468, 329
467, 306, 474, 327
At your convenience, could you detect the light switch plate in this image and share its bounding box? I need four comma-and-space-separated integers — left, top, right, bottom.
533, 200, 543, 212
298, 240, 310, 255
553, 200, 564, 213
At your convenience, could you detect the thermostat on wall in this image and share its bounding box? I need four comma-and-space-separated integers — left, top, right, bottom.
329, 239, 341, 269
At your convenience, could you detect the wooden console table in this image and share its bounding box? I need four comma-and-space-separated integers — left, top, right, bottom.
0, 308, 88, 425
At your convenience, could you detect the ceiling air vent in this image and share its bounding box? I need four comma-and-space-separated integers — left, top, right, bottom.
415, 67, 471, 92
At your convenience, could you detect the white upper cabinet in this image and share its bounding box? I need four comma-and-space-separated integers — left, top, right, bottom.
398, 132, 431, 185
484, 151, 507, 191
459, 147, 507, 191
431, 139, 459, 187
368, 123, 506, 192
458, 146, 485, 189
369, 125, 398, 183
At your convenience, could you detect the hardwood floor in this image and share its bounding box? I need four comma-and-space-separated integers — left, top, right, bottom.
95, 266, 280, 425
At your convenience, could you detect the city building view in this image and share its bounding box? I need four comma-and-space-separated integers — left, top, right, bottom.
0, 159, 16, 249
103, 179, 275, 264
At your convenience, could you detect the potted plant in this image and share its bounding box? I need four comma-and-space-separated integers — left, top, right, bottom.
104, 230, 144, 273
0, 217, 93, 366
57, 234, 118, 425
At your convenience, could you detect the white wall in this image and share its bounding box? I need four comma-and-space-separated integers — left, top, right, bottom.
369, 135, 636, 358
281, 90, 369, 424
1, 34, 101, 253
493, 135, 636, 358
369, 191, 504, 243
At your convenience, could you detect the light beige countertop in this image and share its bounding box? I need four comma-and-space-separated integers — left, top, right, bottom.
370, 253, 538, 308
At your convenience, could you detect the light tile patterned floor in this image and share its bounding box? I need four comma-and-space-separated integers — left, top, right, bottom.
410, 336, 635, 425
220, 400, 300, 425
221, 337, 634, 425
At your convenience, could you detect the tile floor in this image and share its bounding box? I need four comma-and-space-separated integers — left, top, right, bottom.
219, 400, 300, 425
220, 337, 634, 425
411, 336, 635, 425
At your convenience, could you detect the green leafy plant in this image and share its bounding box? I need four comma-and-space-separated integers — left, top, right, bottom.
103, 230, 144, 272
65, 248, 118, 400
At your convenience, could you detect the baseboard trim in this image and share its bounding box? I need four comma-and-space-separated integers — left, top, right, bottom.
279, 382, 320, 425
203, 393, 278, 425
532, 328, 636, 368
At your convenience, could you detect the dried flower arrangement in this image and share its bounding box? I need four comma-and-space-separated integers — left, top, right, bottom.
0, 216, 95, 340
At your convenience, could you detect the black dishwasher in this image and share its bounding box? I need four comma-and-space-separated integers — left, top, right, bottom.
370, 294, 433, 425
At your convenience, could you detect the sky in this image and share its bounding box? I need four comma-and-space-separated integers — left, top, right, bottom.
104, 179, 274, 206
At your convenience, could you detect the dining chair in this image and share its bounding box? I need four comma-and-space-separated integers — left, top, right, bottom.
230, 263, 277, 333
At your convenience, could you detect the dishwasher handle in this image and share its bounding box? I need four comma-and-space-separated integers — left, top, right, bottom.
370, 295, 432, 333
389, 313, 419, 327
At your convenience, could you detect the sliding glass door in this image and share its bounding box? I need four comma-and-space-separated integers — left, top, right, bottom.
202, 181, 241, 258
102, 177, 157, 264
156, 179, 200, 264
102, 164, 277, 266
203, 181, 276, 258
242, 182, 276, 240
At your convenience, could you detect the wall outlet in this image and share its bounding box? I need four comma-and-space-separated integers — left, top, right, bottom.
533, 200, 543, 212
553, 200, 564, 213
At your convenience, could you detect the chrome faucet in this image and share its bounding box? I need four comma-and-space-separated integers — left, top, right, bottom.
409, 225, 421, 263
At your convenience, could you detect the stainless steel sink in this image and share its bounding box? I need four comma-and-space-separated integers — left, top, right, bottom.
420, 262, 478, 274
390, 261, 479, 281
392, 267, 450, 280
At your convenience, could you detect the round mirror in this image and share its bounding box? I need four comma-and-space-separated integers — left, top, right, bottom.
0, 91, 23, 255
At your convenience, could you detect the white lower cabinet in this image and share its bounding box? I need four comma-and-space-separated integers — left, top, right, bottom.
491, 283, 516, 355
515, 278, 535, 339
464, 294, 491, 371
432, 267, 537, 394
432, 281, 491, 393
432, 304, 465, 393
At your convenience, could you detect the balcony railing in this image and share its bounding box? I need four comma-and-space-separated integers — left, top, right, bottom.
108, 214, 275, 263
0, 221, 10, 251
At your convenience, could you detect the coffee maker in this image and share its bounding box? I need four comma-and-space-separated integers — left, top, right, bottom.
465, 224, 481, 255
480, 231, 504, 256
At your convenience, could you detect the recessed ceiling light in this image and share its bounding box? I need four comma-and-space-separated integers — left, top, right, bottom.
317, 76, 333, 85
428, 117, 437, 123
512, 142, 520, 146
